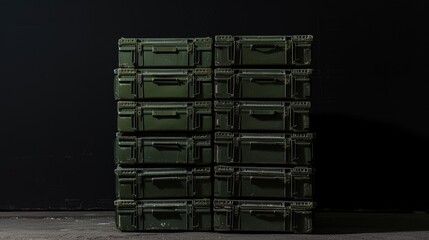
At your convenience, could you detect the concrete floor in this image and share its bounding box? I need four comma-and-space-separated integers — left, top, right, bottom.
0, 211, 428, 240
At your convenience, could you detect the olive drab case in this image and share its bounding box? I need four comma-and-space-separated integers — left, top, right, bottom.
114, 68, 212, 100
214, 166, 313, 199
115, 167, 211, 199
115, 133, 212, 165
118, 101, 212, 132
214, 69, 312, 100
215, 35, 313, 67
214, 101, 310, 132
214, 132, 314, 165
213, 199, 313, 232
115, 199, 212, 231
119, 38, 212, 68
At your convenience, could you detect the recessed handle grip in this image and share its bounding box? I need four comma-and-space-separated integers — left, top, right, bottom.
248, 209, 284, 216
249, 110, 276, 116
249, 141, 284, 149
152, 47, 178, 53
250, 78, 279, 83
250, 44, 278, 51
249, 176, 284, 182
151, 111, 178, 117
151, 209, 187, 213
151, 142, 180, 147
152, 78, 180, 84
151, 176, 181, 182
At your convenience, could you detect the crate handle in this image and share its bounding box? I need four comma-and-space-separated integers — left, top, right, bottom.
249, 141, 283, 147
151, 209, 187, 213
250, 44, 278, 51
250, 176, 284, 182
151, 177, 180, 182
151, 142, 180, 147
152, 46, 178, 53
152, 78, 180, 84
249, 209, 280, 215
249, 110, 276, 116
250, 78, 279, 83
151, 111, 178, 117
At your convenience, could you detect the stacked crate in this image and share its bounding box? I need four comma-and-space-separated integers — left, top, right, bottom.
212, 35, 315, 233
114, 37, 214, 231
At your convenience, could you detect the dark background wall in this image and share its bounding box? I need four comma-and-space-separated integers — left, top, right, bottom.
0, 0, 428, 211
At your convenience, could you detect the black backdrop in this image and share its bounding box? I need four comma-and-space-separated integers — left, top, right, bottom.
0, 0, 428, 211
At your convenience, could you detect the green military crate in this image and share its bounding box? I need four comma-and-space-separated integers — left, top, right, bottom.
214, 132, 313, 165
115, 133, 212, 166
214, 101, 310, 132
213, 199, 313, 233
118, 101, 212, 132
118, 37, 212, 68
214, 69, 312, 100
115, 199, 212, 231
215, 35, 313, 67
214, 166, 313, 199
115, 167, 211, 199
114, 68, 213, 100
